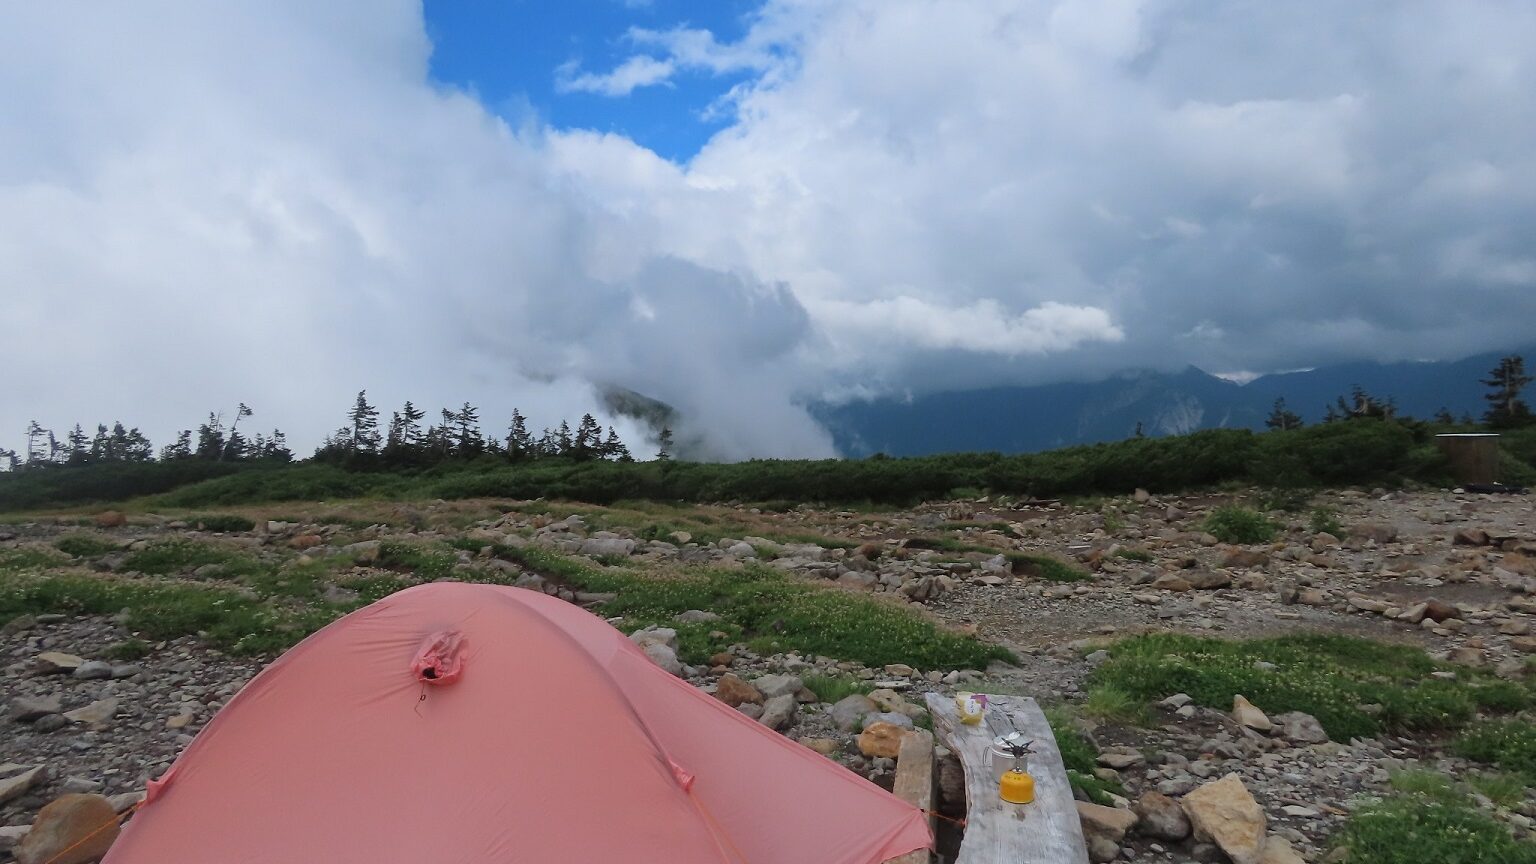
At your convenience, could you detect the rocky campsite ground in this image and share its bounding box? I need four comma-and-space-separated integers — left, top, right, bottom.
3, 487, 1535, 863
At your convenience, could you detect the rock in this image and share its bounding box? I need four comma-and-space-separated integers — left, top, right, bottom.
9, 694, 63, 721
713, 674, 764, 707
758, 694, 799, 731
867, 688, 925, 718
1078, 801, 1138, 843
1134, 488, 1152, 503
1222, 549, 1270, 569
33, 714, 68, 733
752, 674, 804, 699
1096, 749, 1145, 770
579, 537, 636, 557
1398, 602, 1429, 624
883, 663, 916, 677
736, 703, 764, 720
107, 791, 145, 813
0, 825, 30, 854
1422, 599, 1460, 623
674, 609, 720, 624
35, 651, 85, 674
0, 764, 48, 804
1273, 711, 1329, 744
63, 697, 119, 728
1259, 835, 1307, 864
71, 660, 113, 680
1134, 792, 1192, 840
1152, 574, 1192, 592
1185, 570, 1233, 590
863, 711, 915, 730
15, 793, 120, 864
94, 511, 127, 528
801, 737, 842, 756
1085, 833, 1120, 863
629, 626, 679, 651
288, 533, 324, 550
831, 694, 878, 730
341, 539, 382, 563
640, 642, 684, 677
1232, 695, 1273, 732
1181, 773, 1267, 864
1454, 528, 1491, 546
1450, 646, 1486, 667
857, 721, 909, 758
1351, 524, 1399, 544
724, 541, 756, 558
60, 777, 103, 794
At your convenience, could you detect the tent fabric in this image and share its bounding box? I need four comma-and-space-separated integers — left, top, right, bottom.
103, 582, 932, 864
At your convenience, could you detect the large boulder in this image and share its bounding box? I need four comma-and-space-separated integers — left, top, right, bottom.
713, 674, 763, 708
16, 793, 119, 864
1133, 791, 1191, 840
1274, 711, 1329, 744
1231, 695, 1272, 732
1077, 801, 1138, 844
758, 694, 799, 731
831, 694, 878, 730
579, 537, 636, 557
752, 674, 803, 699
857, 722, 909, 758
1181, 774, 1266, 864
639, 642, 683, 677
9, 694, 63, 722
1184, 570, 1233, 590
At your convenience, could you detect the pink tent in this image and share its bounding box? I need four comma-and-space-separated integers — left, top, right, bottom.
104, 582, 931, 863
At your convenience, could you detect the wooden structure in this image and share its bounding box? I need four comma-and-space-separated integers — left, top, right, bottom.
1436, 433, 1501, 485
890, 730, 936, 864
924, 693, 1089, 864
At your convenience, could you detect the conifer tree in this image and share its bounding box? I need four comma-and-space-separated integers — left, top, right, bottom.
0, 448, 17, 471
1482, 355, 1533, 428
348, 391, 381, 454
506, 409, 532, 460
455, 403, 483, 456
656, 426, 674, 461
160, 430, 193, 461
24, 421, 46, 466
195, 413, 226, 460
573, 413, 602, 459
65, 425, 90, 465
536, 428, 557, 457
221, 403, 253, 460
1265, 398, 1304, 431
603, 426, 631, 461
1433, 408, 1455, 425
555, 421, 574, 455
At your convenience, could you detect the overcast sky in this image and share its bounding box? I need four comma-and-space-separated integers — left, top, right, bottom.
3, 1, 1534, 459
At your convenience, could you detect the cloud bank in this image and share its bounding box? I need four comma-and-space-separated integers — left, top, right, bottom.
3, 1, 1535, 458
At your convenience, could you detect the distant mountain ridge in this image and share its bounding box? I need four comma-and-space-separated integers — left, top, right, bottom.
813, 345, 1535, 457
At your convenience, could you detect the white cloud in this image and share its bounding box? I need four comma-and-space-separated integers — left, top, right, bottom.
555, 55, 675, 97
5, 0, 1536, 460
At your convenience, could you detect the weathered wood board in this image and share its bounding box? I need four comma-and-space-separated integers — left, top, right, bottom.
924, 693, 1090, 864
889, 729, 935, 864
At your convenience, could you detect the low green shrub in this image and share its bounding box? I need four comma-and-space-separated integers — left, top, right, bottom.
1091, 634, 1511, 741
1453, 718, 1536, 777
54, 534, 119, 558
1335, 782, 1536, 864
1308, 506, 1345, 537
1203, 506, 1278, 544
188, 514, 256, 533
121, 539, 238, 575
802, 674, 875, 704
1081, 685, 1149, 726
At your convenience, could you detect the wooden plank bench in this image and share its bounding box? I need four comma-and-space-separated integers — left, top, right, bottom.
924, 693, 1089, 864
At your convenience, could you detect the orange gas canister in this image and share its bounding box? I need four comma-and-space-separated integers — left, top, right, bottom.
999, 768, 1035, 804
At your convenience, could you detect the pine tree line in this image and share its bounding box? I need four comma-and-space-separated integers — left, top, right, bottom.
1257, 354, 1531, 432
2, 404, 291, 472
311, 391, 670, 467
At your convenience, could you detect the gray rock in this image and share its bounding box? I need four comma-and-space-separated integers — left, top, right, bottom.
863, 711, 915, 730
579, 537, 636, 557
629, 626, 679, 652
673, 609, 721, 624
71, 660, 114, 680
752, 674, 804, 699
639, 642, 684, 677
61, 776, 104, 794
758, 694, 799, 731
32, 714, 68, 733
831, 694, 878, 730
0, 765, 47, 804
1134, 791, 1192, 840
9, 694, 63, 722
1274, 711, 1329, 744
736, 703, 764, 720
63, 697, 119, 727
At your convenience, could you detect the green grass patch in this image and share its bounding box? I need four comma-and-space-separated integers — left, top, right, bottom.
1466, 772, 1529, 807
122, 539, 241, 575
1203, 506, 1278, 544
1308, 505, 1345, 537
376, 541, 459, 580
1091, 633, 1526, 741
1453, 718, 1536, 777
1335, 780, 1536, 864
0, 548, 69, 573
187, 514, 256, 533
1081, 685, 1149, 726
494, 545, 1010, 670
54, 534, 120, 558
1010, 553, 1088, 582
1112, 548, 1153, 563
802, 673, 876, 704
